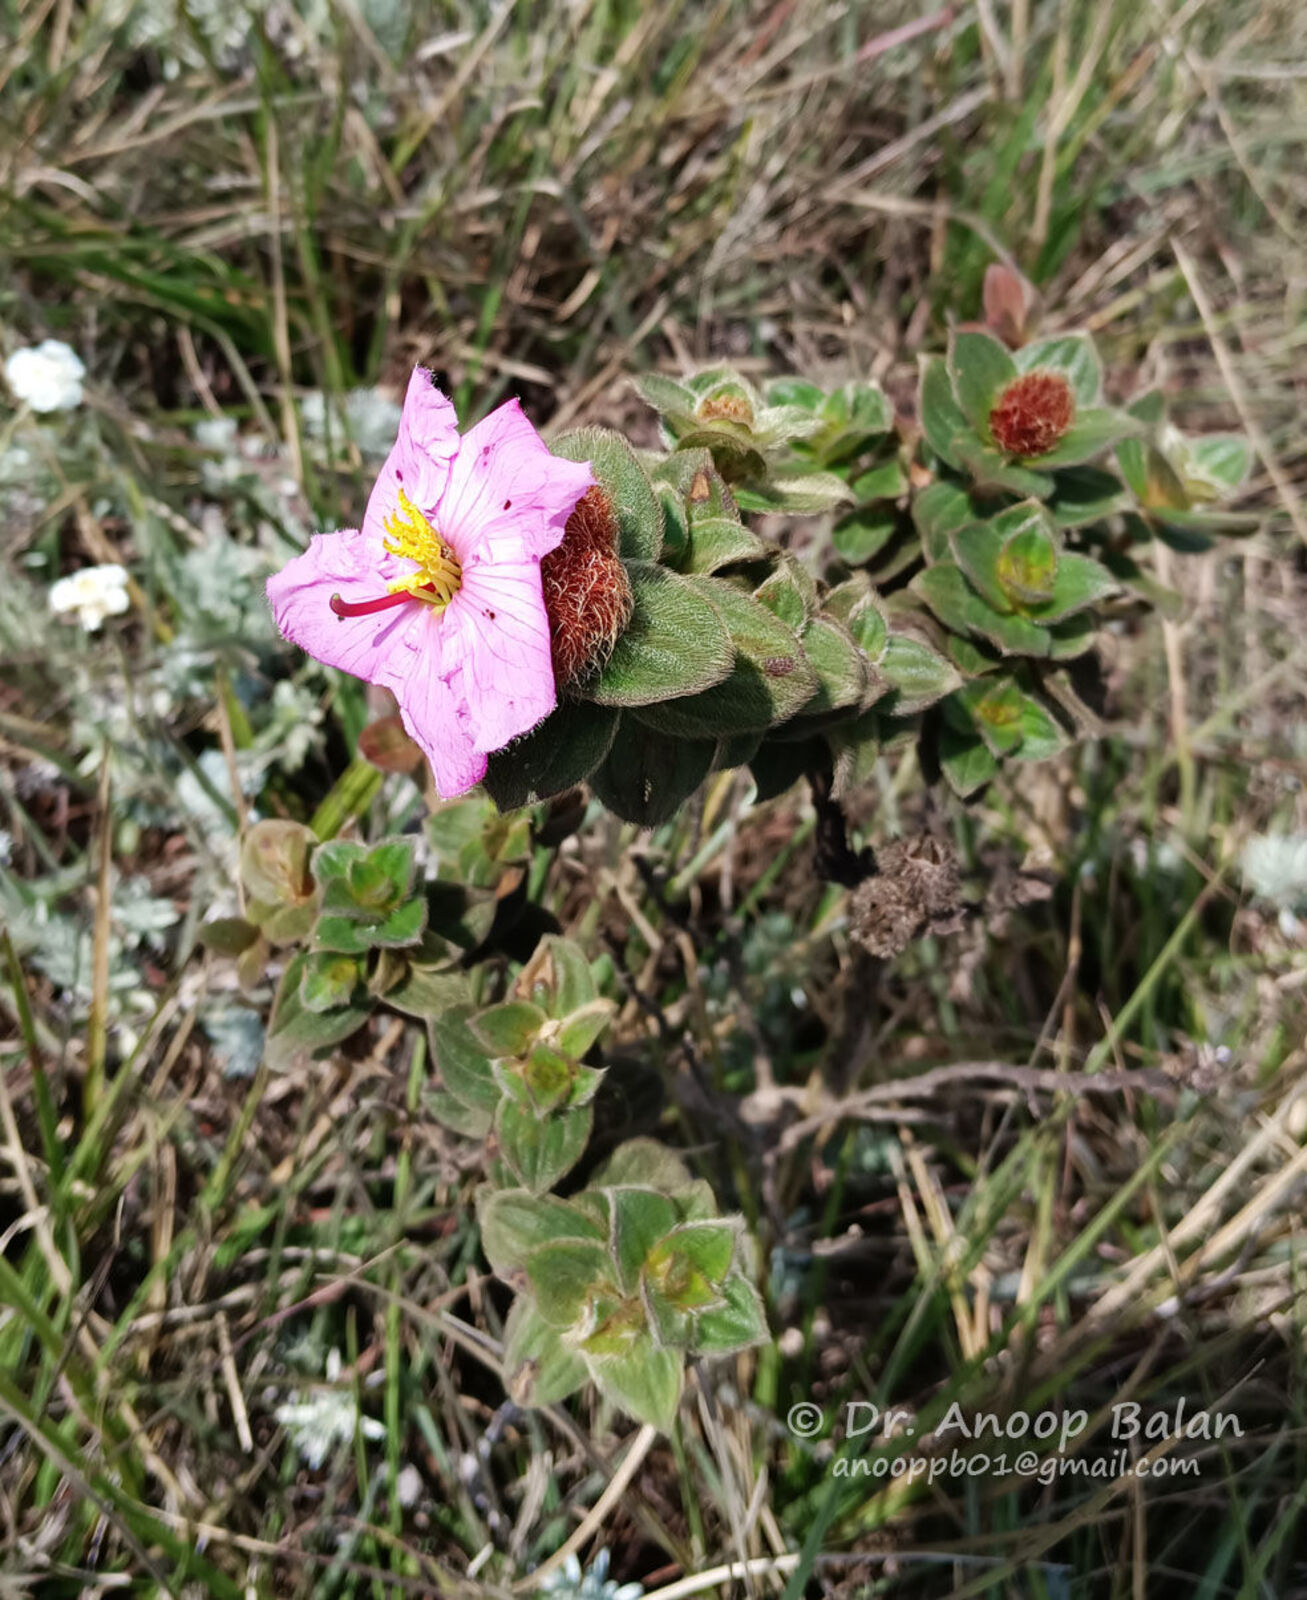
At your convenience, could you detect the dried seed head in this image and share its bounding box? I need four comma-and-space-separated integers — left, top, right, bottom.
542, 486, 634, 690
988, 370, 1075, 458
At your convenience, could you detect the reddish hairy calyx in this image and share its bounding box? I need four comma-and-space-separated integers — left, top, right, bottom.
989, 370, 1075, 458
542, 486, 633, 688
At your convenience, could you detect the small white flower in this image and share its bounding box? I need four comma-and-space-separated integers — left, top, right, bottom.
1242, 833, 1307, 914
4, 339, 86, 412
49, 564, 131, 632
275, 1348, 385, 1470
395, 1463, 423, 1507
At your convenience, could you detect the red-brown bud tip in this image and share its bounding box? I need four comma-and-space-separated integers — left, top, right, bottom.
542, 486, 634, 690
988, 370, 1075, 458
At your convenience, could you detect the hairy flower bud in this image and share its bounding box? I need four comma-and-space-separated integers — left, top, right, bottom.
541, 486, 634, 690
988, 370, 1074, 458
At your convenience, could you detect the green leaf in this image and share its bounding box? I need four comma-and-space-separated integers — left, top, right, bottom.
383, 964, 467, 1020
525, 1237, 612, 1327
502, 1296, 589, 1407
693, 1274, 769, 1355
656, 485, 689, 564
313, 914, 373, 956
744, 470, 853, 513
831, 587, 885, 655
198, 917, 259, 956
426, 1089, 493, 1139
879, 635, 962, 715
256, 900, 317, 946
1034, 408, 1144, 468
585, 1335, 684, 1429
299, 952, 364, 1013
498, 1099, 594, 1195
911, 563, 1054, 656
1030, 551, 1120, 623
645, 1220, 738, 1295
633, 579, 818, 738
948, 329, 1018, 435
652, 449, 741, 527
1010, 694, 1068, 761
800, 617, 867, 714
366, 896, 428, 949
1186, 434, 1251, 493
918, 355, 968, 468
828, 707, 881, 798
953, 436, 1055, 496
958, 681, 1066, 760
470, 1000, 547, 1058
611, 1187, 680, 1290
478, 1188, 608, 1276
429, 1005, 501, 1112
1047, 612, 1099, 658
633, 373, 697, 420
679, 515, 772, 574
767, 377, 825, 410
483, 699, 619, 810
507, 1043, 577, 1111
938, 721, 999, 797
426, 798, 493, 860
753, 560, 814, 630
532, 934, 598, 1018
995, 523, 1059, 605
556, 998, 615, 1059
823, 379, 894, 438
945, 631, 1001, 676
590, 717, 716, 826
587, 562, 734, 707
833, 508, 897, 565
1015, 333, 1103, 406
913, 480, 975, 563
1153, 504, 1261, 540
958, 679, 1027, 755
311, 837, 364, 886
268, 953, 371, 1059
591, 1139, 700, 1196
1048, 466, 1131, 528
553, 427, 664, 560
849, 458, 907, 501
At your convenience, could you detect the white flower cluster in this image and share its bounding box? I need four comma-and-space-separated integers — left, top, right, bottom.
4, 340, 85, 412
274, 1348, 385, 1469
1241, 832, 1307, 936
49, 564, 130, 632
537, 1549, 644, 1600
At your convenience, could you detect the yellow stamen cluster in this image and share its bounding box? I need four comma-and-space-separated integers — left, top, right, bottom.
383, 487, 462, 608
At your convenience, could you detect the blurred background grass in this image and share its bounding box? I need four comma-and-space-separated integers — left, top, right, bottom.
2, 0, 1307, 1595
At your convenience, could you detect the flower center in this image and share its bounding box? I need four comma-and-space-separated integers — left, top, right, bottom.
330, 487, 462, 620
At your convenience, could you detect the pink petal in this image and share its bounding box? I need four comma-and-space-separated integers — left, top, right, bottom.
361, 367, 461, 547
389, 611, 488, 798
438, 398, 593, 565
443, 560, 558, 753
266, 528, 421, 684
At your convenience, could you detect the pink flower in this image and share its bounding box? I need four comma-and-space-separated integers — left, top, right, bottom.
267, 370, 593, 797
